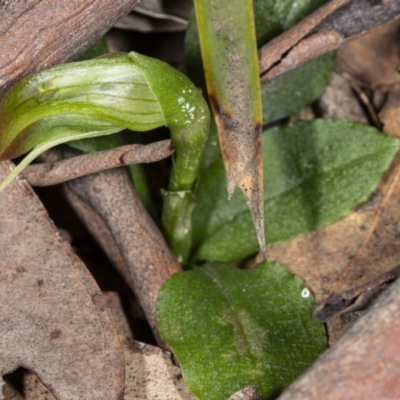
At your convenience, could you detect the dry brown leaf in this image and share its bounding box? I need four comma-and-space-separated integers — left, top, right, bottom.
120, 336, 195, 400
338, 19, 400, 88
0, 161, 125, 399
379, 91, 400, 138
114, 0, 188, 33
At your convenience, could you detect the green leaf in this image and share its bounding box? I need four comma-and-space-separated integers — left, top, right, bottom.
192, 120, 400, 262
157, 262, 326, 400
262, 53, 336, 124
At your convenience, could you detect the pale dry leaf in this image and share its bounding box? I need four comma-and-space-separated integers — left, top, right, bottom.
114, 0, 188, 32
120, 336, 196, 400
227, 385, 262, 400
0, 161, 124, 399
318, 72, 368, 123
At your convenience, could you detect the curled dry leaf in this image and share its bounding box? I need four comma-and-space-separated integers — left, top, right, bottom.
337, 18, 400, 88
0, 161, 124, 399
379, 92, 400, 139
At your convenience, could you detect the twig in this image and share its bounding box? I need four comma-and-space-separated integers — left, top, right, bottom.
259, 0, 400, 83
22, 140, 174, 186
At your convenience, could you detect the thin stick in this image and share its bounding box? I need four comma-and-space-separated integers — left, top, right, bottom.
259, 0, 400, 83
23, 140, 174, 186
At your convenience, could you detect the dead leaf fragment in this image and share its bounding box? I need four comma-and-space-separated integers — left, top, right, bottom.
228, 386, 262, 400
121, 336, 195, 400
379, 91, 400, 138
319, 72, 368, 124
0, 161, 124, 399
338, 19, 400, 88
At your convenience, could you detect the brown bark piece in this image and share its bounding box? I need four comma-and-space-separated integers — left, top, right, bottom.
4, 336, 196, 400
93, 291, 133, 339
0, 161, 125, 399
277, 276, 400, 400
0, 0, 139, 99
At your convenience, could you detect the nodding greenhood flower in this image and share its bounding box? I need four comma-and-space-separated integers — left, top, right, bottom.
0, 51, 210, 193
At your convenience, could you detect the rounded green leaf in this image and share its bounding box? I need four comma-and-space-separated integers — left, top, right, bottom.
157, 262, 326, 400
192, 120, 400, 262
